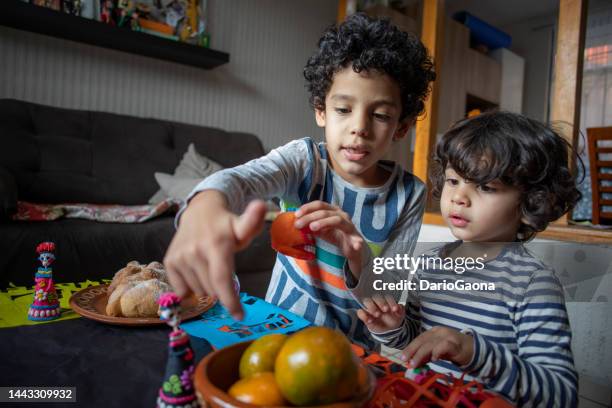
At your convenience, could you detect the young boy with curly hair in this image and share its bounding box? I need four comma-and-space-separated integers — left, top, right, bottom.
358, 111, 580, 406
163, 13, 435, 348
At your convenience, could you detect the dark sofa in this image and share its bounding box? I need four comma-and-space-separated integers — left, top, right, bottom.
0, 99, 275, 297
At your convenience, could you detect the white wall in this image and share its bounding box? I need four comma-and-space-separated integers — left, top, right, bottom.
0, 0, 338, 151
502, 14, 557, 123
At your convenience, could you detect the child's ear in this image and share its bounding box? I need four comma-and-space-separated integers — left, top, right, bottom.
392, 119, 414, 141
520, 216, 531, 227
315, 108, 326, 128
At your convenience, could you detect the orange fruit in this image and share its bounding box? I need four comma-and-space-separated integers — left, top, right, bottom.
480, 396, 514, 408
270, 212, 316, 260
228, 372, 287, 406
239, 333, 287, 379
274, 327, 359, 406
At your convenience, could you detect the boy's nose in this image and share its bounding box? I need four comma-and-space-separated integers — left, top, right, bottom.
452, 189, 470, 206
351, 114, 369, 137
351, 127, 368, 137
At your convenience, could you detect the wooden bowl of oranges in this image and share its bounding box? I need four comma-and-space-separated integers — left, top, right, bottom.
194, 327, 375, 407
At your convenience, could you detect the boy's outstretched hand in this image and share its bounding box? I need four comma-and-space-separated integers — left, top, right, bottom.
356, 295, 405, 333
294, 201, 365, 278
401, 326, 474, 368
163, 191, 267, 321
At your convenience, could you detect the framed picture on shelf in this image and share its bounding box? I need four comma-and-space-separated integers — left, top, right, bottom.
32, 0, 61, 10
80, 0, 100, 19
62, 0, 82, 15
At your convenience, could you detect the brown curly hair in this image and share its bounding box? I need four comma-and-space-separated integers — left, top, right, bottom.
303, 13, 435, 122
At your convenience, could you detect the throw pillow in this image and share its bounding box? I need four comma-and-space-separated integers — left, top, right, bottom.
154, 173, 203, 203
174, 143, 224, 178
148, 189, 167, 205
149, 143, 223, 204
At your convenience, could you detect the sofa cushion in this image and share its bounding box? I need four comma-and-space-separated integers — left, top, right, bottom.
0, 166, 17, 220
0, 127, 39, 171
38, 133, 92, 173
0, 99, 267, 205
89, 112, 177, 204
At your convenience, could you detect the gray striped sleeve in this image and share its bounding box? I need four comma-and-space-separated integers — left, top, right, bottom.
463, 268, 577, 407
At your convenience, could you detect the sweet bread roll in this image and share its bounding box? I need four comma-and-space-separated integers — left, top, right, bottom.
120, 279, 171, 318
147, 261, 165, 271
128, 266, 168, 283
108, 263, 142, 294
106, 281, 138, 316
106, 261, 171, 317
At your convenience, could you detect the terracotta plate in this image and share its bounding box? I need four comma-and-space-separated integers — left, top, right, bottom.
69, 284, 215, 326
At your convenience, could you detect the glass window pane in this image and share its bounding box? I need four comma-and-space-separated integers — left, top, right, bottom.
572, 0, 612, 223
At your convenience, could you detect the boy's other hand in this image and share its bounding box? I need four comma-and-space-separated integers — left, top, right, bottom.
164, 191, 267, 320
401, 326, 474, 368
356, 295, 404, 333
294, 201, 365, 277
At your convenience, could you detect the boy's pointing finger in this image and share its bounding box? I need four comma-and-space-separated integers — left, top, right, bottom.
234, 200, 267, 250
208, 242, 243, 321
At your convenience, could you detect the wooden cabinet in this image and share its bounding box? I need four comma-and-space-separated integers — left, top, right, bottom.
465, 48, 501, 103
437, 17, 469, 135
491, 48, 525, 113
436, 17, 502, 133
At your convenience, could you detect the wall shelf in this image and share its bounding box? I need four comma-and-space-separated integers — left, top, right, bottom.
0, 0, 229, 70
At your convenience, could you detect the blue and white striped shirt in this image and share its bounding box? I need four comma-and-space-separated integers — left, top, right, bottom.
194, 137, 426, 349
372, 242, 578, 407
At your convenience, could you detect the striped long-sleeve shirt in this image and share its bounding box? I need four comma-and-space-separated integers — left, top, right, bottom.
190, 137, 426, 349
372, 242, 578, 407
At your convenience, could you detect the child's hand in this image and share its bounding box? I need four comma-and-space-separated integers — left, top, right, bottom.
294, 201, 365, 277
356, 295, 405, 333
164, 191, 267, 320
401, 326, 474, 368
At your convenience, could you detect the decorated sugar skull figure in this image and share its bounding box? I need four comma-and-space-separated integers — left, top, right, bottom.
157, 293, 198, 408
159, 292, 182, 330
28, 242, 61, 321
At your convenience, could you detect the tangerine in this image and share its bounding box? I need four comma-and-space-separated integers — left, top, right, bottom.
228, 372, 287, 406
270, 212, 316, 260
239, 333, 287, 379
274, 326, 358, 406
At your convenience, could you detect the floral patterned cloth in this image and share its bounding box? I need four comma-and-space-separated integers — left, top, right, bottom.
12, 199, 180, 223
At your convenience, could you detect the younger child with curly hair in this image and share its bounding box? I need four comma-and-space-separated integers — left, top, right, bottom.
164, 13, 435, 348
359, 111, 581, 406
